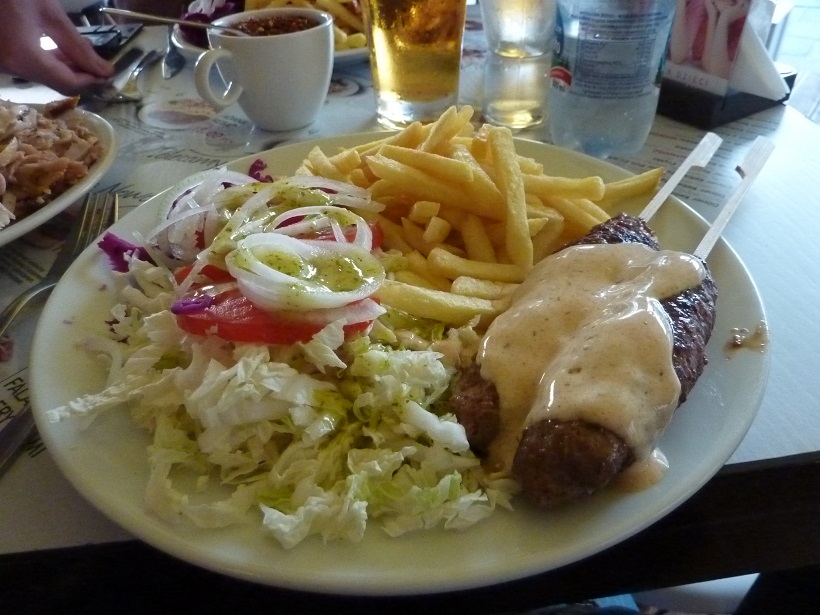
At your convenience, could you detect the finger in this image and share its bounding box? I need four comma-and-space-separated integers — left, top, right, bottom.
44, 11, 114, 78
17, 50, 110, 95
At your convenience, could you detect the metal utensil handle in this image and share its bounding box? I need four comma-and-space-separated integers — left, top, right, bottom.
118, 49, 162, 98
0, 409, 35, 478
99, 7, 248, 37
0, 193, 119, 480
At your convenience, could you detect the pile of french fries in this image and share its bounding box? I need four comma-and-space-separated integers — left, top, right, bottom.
245, 0, 368, 50
295, 106, 664, 327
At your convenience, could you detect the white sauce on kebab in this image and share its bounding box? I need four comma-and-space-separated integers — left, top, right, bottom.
478, 242, 707, 476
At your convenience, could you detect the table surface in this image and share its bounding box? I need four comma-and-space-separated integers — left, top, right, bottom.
2, 16, 820, 611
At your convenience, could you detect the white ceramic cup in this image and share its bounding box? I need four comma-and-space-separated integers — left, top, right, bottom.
194, 7, 334, 132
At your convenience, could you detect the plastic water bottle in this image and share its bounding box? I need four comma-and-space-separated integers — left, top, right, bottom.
548, 0, 677, 158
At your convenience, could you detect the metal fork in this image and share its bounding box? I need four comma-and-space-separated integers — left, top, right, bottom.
0, 192, 118, 478
92, 49, 163, 104
0, 192, 119, 339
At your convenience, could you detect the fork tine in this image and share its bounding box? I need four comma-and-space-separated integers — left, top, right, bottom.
70, 193, 118, 259
0, 192, 118, 339
88, 193, 116, 239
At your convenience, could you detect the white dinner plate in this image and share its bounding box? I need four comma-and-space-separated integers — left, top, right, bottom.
172, 24, 369, 67
0, 109, 116, 247
333, 46, 369, 67
30, 133, 769, 596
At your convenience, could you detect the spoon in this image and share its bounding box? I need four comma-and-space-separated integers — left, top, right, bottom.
162, 25, 186, 79
99, 7, 250, 37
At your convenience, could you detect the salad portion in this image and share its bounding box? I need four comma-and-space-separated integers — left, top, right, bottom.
49, 167, 515, 548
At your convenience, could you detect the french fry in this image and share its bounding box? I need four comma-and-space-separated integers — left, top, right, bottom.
423, 216, 452, 244
401, 218, 463, 257
401, 217, 435, 255
407, 200, 440, 224
461, 214, 497, 263
451, 276, 517, 300
405, 251, 452, 291
366, 154, 504, 220
333, 26, 349, 50
517, 156, 544, 175
572, 198, 610, 225
314, 0, 365, 33
467, 123, 491, 162
378, 144, 474, 183
428, 247, 526, 284
487, 127, 533, 271
449, 143, 507, 208
542, 196, 607, 233
527, 217, 550, 237
373, 214, 413, 254
602, 167, 664, 204
291, 105, 667, 331
306, 146, 348, 182
346, 33, 367, 48
523, 173, 606, 201
531, 211, 566, 262
375, 280, 497, 326
393, 270, 440, 290
327, 148, 363, 175
420, 105, 474, 153
347, 167, 371, 188
355, 122, 429, 155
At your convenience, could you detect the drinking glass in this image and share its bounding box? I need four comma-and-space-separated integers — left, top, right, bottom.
361, 0, 468, 128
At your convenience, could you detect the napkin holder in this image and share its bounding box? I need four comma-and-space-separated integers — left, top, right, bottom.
657, 0, 792, 129
657, 64, 795, 130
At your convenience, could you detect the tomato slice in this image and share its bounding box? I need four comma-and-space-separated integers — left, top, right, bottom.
172, 222, 382, 345
173, 269, 371, 345
174, 264, 234, 285
177, 287, 331, 344
298, 220, 383, 250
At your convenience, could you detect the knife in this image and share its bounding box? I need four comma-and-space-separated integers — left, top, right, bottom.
78, 46, 144, 108
162, 25, 186, 79
112, 45, 145, 76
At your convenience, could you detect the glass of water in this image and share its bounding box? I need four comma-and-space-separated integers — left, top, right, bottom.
479, 0, 556, 58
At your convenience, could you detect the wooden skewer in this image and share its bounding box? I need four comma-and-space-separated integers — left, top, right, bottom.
639, 132, 723, 221
693, 136, 775, 260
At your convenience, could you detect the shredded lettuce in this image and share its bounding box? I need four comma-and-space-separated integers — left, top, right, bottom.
49, 257, 513, 548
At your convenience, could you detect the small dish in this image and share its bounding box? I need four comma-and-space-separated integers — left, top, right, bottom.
0, 109, 117, 247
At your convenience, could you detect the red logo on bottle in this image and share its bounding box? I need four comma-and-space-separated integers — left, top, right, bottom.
549, 66, 572, 91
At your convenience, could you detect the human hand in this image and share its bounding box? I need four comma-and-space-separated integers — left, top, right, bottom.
0, 0, 114, 95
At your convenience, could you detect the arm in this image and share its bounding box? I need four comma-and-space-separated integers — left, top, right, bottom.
0, 0, 114, 95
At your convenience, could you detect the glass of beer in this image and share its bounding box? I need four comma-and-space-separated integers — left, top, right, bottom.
361, 0, 468, 128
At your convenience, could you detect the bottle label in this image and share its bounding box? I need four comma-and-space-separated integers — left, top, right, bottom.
551, 1, 674, 100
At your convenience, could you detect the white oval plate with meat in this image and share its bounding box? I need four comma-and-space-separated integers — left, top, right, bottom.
0, 110, 117, 247
29, 133, 769, 595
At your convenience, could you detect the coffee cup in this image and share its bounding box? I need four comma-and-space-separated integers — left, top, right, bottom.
194, 7, 333, 132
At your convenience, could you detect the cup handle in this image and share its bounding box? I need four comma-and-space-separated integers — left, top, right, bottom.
194, 48, 242, 109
